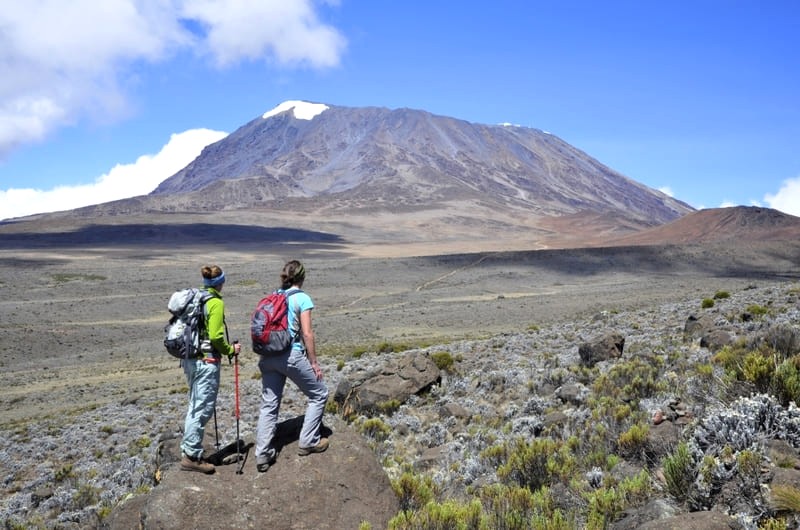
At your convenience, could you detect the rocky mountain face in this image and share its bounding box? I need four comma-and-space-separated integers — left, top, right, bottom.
149, 101, 692, 226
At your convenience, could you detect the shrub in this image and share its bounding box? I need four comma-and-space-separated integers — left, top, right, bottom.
493, 437, 575, 491
377, 399, 402, 415
388, 498, 483, 530
745, 351, 776, 388
662, 442, 695, 503
617, 423, 650, 457
746, 304, 769, 317
592, 358, 663, 403
770, 484, 800, 512
479, 484, 574, 530
713, 290, 731, 299
430, 351, 455, 371
73, 483, 100, 509
773, 357, 800, 406
360, 417, 392, 441
701, 298, 715, 309
55, 463, 75, 482
391, 472, 438, 512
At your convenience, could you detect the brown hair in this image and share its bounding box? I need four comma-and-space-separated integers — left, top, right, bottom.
201, 265, 223, 280
280, 260, 306, 290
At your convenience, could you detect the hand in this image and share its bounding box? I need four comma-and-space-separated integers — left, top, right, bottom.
311, 360, 323, 381
233, 342, 241, 355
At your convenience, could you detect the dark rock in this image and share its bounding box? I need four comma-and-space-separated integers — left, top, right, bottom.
634, 510, 746, 530
645, 420, 682, 462
684, 314, 716, 339
579, 332, 625, 367
555, 382, 588, 405
765, 439, 800, 470
700, 329, 733, 352
771, 467, 800, 489
610, 498, 681, 529
334, 352, 441, 415
439, 402, 471, 420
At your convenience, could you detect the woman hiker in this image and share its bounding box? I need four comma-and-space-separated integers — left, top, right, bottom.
255, 260, 329, 472
180, 265, 241, 474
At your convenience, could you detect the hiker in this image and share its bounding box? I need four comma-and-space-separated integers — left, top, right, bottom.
180, 265, 241, 474
255, 260, 329, 472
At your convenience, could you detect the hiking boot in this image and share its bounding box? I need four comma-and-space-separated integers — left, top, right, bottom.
180, 454, 215, 474
298, 437, 329, 456
256, 456, 275, 473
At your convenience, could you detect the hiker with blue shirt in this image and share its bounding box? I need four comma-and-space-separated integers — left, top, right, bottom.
180, 265, 241, 474
255, 260, 329, 473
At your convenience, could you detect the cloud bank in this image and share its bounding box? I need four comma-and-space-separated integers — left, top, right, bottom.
0, 0, 346, 158
765, 176, 800, 217
0, 129, 227, 220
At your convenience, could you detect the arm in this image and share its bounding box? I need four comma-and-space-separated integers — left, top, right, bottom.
300, 309, 322, 380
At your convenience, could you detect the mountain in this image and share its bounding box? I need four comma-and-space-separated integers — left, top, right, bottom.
5, 100, 758, 255
150, 101, 692, 226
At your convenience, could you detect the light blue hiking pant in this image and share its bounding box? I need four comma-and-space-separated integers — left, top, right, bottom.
181, 359, 220, 459
256, 348, 329, 463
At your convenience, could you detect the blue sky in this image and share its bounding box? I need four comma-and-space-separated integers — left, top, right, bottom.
1, 1, 799, 221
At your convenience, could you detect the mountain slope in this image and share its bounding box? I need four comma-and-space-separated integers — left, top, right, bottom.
151, 102, 692, 227
2, 101, 707, 254
604, 206, 800, 246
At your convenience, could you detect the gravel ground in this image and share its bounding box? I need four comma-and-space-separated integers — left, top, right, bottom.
1, 242, 798, 528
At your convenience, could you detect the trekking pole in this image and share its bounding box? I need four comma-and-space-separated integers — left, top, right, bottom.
213, 407, 221, 452
233, 340, 245, 474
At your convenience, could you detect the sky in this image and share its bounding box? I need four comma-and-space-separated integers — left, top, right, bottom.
1, 1, 799, 221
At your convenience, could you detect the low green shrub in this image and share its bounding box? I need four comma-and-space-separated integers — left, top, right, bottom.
430, 351, 455, 371
662, 442, 694, 503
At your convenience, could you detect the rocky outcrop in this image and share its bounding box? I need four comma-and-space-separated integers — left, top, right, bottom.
104, 417, 398, 530
578, 331, 625, 366
333, 351, 441, 416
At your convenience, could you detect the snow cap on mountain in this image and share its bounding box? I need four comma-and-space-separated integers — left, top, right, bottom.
262, 100, 329, 120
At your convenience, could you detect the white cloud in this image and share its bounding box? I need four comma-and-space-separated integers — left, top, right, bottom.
0, 0, 345, 157
182, 1, 346, 68
657, 186, 673, 197
0, 128, 227, 221
765, 176, 800, 216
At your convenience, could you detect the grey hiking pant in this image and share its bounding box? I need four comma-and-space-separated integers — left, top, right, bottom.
181, 358, 220, 459
255, 348, 329, 463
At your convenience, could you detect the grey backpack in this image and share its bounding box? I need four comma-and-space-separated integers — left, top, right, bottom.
164, 288, 215, 360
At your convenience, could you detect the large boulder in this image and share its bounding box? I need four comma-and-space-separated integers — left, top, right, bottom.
104, 416, 399, 530
579, 332, 625, 367
334, 352, 441, 416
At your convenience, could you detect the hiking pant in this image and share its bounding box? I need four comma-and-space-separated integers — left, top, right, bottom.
181, 359, 220, 459
256, 348, 329, 462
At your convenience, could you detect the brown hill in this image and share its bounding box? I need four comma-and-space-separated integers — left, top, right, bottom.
600, 206, 800, 247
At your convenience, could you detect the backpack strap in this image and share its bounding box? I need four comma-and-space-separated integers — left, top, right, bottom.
283, 288, 304, 344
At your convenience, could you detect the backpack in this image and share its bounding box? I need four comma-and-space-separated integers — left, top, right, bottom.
250, 289, 302, 355
164, 288, 216, 360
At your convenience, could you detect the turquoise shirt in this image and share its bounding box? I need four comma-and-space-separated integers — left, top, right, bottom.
284, 288, 314, 351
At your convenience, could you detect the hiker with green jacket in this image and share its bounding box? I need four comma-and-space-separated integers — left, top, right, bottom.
180, 265, 241, 474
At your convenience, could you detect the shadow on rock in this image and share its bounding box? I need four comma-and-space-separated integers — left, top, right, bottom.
103, 416, 398, 530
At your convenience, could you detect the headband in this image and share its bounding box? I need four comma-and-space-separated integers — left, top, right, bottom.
203, 271, 225, 287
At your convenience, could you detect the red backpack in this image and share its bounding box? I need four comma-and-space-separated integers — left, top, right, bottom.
250, 290, 301, 355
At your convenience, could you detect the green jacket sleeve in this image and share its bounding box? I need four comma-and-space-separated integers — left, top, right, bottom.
204, 292, 233, 356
